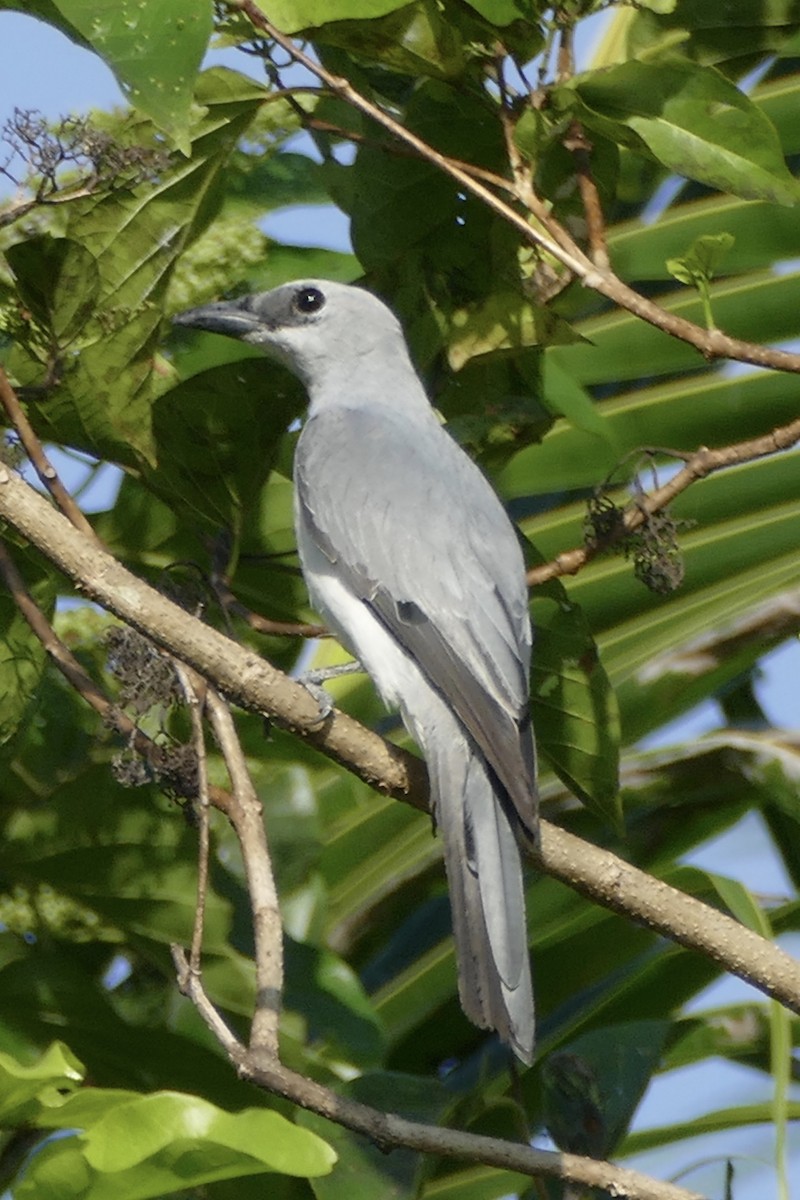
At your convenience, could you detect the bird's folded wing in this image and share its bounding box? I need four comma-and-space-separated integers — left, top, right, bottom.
295, 404, 536, 828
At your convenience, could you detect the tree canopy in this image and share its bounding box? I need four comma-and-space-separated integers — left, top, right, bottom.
1, 2, 799, 1199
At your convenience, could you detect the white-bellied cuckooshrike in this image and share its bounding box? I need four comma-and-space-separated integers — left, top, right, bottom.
175, 280, 538, 1062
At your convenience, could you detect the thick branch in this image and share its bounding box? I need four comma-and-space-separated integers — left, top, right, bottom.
242, 3, 800, 376
3, 464, 800, 1018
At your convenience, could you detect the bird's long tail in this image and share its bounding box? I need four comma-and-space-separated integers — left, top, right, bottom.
426, 727, 535, 1064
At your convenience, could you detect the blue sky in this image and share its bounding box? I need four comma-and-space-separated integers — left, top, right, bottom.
2, 10, 799, 1197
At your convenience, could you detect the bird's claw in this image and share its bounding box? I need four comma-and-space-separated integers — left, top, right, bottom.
297, 661, 364, 724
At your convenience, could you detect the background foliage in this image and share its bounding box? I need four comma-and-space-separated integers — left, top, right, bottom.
1, 1, 799, 1198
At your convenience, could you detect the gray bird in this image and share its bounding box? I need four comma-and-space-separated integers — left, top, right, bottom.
175, 281, 538, 1062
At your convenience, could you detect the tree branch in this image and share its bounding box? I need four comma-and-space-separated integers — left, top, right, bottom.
3, 463, 800, 1020
0, 367, 97, 539
206, 687, 283, 1057
527, 415, 800, 585
171, 945, 701, 1200
174, 663, 211, 973
240, 2, 800, 376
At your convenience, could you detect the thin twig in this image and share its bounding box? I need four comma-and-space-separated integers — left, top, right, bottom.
171, 944, 242, 1053
240, 3, 800, 376
546, 8, 606, 273
527, 416, 800, 585
206, 687, 283, 1056
212, 575, 326, 639
495, 50, 530, 194
171, 944, 701, 1200
3, 465, 800, 1019
303, 113, 521, 195
0, 366, 97, 539
0, 185, 98, 229
174, 663, 211, 973
564, 119, 609, 270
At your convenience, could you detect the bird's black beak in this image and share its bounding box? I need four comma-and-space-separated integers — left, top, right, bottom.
172, 297, 261, 339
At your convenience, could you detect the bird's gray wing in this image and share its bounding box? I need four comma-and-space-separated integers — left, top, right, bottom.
295, 404, 536, 829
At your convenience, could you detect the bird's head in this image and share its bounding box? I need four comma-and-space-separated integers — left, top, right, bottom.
173, 279, 409, 392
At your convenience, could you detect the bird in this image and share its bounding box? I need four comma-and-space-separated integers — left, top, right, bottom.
174, 280, 538, 1063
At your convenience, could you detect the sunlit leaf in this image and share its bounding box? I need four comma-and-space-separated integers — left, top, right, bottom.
50, 0, 212, 151
561, 59, 800, 204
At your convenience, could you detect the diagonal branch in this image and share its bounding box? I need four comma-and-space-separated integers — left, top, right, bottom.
2, 462, 800, 1020
527, 415, 800, 585
240, 2, 800, 376
171, 944, 702, 1200
0, 367, 97, 539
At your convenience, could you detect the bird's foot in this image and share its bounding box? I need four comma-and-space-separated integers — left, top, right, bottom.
298, 661, 364, 721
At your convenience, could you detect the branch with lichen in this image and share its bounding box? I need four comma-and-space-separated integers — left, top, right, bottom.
0, 108, 169, 228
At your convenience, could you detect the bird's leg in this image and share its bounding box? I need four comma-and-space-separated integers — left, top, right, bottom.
297, 660, 364, 718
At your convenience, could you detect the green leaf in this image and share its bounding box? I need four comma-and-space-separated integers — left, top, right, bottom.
250, 0, 415, 36
537, 270, 800, 387
6, 236, 101, 342
461, 0, 537, 23
50, 0, 213, 152
445, 290, 579, 370
663, 1004, 773, 1073
622, 1100, 800, 1155
665, 232, 735, 287
0, 1041, 84, 1124
562, 59, 800, 205
0, 546, 56, 746
7, 69, 267, 469
540, 355, 617, 443
15, 1092, 335, 1200
312, 3, 468, 79
83, 1094, 334, 1175
144, 357, 305, 541
708, 873, 772, 937
284, 939, 386, 1069
37, 1086, 143, 1131
542, 1021, 670, 1157
531, 582, 621, 826
624, 0, 800, 71
666, 232, 736, 327
14, 840, 232, 949
609, 194, 800, 282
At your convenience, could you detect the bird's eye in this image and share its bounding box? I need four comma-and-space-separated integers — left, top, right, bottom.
294, 286, 325, 315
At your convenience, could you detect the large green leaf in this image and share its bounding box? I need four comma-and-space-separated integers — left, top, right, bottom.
500, 366, 800, 498
251, 0, 412, 35
50, 0, 212, 151
560, 59, 800, 205
0, 546, 56, 746
5, 236, 100, 342
0, 1041, 84, 1124
16, 1091, 335, 1199
7, 69, 268, 469
623, 0, 800, 72
144, 357, 306, 542
530, 581, 620, 823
